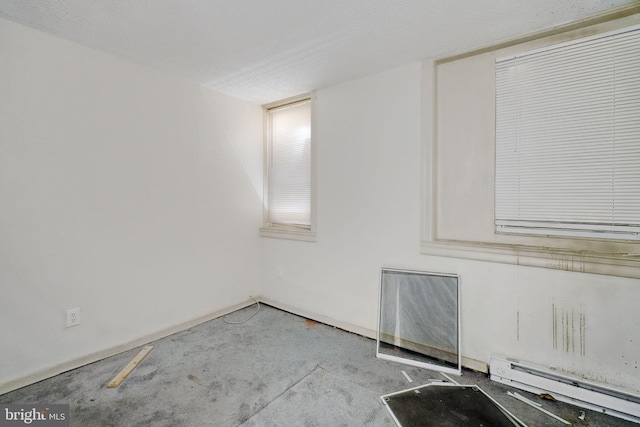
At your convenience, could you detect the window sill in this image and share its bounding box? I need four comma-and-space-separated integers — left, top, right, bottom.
420, 239, 640, 279
260, 226, 317, 242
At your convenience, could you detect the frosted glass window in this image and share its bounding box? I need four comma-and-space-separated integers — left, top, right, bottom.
495, 25, 640, 241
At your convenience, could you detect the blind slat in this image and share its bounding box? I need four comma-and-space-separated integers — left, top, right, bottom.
267, 99, 312, 227
495, 25, 640, 235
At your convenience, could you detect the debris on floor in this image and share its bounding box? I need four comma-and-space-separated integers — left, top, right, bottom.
401, 370, 414, 383
106, 345, 154, 388
507, 391, 570, 425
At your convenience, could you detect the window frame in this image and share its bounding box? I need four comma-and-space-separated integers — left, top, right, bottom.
260, 93, 317, 242
420, 5, 640, 279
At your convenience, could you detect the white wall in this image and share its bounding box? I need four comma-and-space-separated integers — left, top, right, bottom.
261, 63, 424, 332
2, 13, 639, 398
0, 18, 263, 387
260, 62, 640, 394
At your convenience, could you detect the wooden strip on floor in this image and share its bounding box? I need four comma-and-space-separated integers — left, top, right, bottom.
107, 345, 154, 388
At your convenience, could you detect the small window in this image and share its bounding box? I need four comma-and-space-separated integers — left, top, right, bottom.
495, 25, 640, 241
261, 96, 315, 241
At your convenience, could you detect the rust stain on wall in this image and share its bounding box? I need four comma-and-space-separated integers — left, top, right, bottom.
553, 303, 586, 355
563, 310, 570, 353
549, 253, 585, 273
580, 311, 586, 356
552, 304, 557, 350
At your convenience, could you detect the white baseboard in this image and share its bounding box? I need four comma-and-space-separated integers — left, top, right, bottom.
257, 297, 488, 375
1, 297, 489, 395
462, 357, 488, 374
0, 299, 256, 395
257, 297, 378, 339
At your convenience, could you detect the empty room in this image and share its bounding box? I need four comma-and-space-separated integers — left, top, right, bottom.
1, 1, 639, 426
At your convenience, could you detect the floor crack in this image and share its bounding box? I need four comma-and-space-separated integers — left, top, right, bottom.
236, 365, 321, 426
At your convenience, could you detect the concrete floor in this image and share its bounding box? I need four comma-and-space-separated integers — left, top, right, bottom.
1, 304, 637, 426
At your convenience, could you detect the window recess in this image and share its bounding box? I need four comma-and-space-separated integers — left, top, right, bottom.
261, 96, 315, 241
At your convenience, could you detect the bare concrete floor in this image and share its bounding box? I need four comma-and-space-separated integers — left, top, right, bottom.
1, 304, 636, 426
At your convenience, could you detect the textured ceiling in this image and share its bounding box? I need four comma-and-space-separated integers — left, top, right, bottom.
0, 0, 637, 104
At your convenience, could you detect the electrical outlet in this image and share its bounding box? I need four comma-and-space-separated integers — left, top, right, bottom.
66, 307, 80, 328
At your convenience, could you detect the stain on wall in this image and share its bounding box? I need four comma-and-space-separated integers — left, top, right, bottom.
553, 302, 586, 356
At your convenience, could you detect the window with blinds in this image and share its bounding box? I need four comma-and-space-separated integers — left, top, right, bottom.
495, 25, 640, 241
265, 98, 312, 229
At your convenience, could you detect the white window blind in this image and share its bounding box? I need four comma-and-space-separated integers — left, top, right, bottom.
266, 99, 311, 228
495, 25, 640, 240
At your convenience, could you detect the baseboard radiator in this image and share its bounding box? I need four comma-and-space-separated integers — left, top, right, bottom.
490, 354, 640, 423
